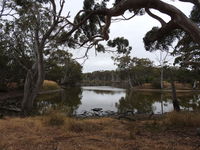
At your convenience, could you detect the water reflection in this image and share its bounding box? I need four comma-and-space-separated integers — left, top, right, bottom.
116, 90, 200, 114
116, 91, 153, 114
33, 86, 200, 115
178, 93, 200, 111
75, 86, 126, 114
35, 87, 82, 115
87, 90, 117, 95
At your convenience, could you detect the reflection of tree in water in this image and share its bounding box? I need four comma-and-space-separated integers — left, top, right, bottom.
116, 90, 200, 114
116, 90, 161, 114
91, 90, 120, 95
34, 87, 82, 115
177, 94, 200, 111
61, 87, 82, 115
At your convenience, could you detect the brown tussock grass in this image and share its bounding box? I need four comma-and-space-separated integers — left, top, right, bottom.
68, 118, 105, 133
141, 81, 192, 90
42, 80, 60, 91
43, 110, 66, 126
0, 115, 200, 150
164, 111, 200, 127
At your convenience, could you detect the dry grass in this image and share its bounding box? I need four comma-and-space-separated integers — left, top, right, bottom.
162, 81, 192, 89
164, 111, 200, 127
175, 82, 192, 90
140, 83, 154, 89
0, 115, 200, 150
68, 118, 105, 133
42, 80, 60, 91
43, 110, 66, 126
140, 81, 192, 90
42, 110, 104, 132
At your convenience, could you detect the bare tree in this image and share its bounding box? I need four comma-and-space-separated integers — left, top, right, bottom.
154, 50, 172, 89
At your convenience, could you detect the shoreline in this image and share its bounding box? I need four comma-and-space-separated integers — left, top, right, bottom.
131, 88, 200, 93
1, 87, 200, 101
0, 89, 64, 101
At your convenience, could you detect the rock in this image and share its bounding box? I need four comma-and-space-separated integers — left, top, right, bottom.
91, 108, 103, 112
185, 137, 190, 140
126, 110, 134, 116
104, 110, 116, 116
0, 106, 21, 112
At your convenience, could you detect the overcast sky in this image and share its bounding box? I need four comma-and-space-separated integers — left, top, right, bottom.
66, 0, 193, 73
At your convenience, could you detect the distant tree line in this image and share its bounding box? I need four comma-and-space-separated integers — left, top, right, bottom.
82, 57, 200, 89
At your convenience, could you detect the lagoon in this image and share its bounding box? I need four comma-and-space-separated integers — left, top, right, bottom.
35, 86, 200, 115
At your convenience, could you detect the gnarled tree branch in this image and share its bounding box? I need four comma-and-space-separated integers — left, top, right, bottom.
145, 8, 166, 26
60, 0, 200, 48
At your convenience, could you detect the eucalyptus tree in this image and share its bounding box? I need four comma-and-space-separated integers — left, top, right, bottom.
113, 55, 154, 87
0, 0, 23, 90
0, 0, 15, 18
173, 6, 200, 68
173, 6, 200, 88
61, 58, 82, 87
59, 0, 200, 47
45, 50, 72, 83
109, 37, 133, 87
1, 0, 79, 114
143, 5, 200, 89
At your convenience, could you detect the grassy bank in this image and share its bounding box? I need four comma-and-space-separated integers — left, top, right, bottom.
41, 80, 61, 91
0, 80, 61, 100
0, 111, 200, 150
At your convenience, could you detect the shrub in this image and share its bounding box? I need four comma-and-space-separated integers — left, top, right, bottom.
43, 110, 66, 126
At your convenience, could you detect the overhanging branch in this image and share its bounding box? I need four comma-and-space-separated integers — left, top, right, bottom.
145, 8, 166, 26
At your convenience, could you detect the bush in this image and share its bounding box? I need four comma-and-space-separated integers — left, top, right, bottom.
43, 110, 66, 126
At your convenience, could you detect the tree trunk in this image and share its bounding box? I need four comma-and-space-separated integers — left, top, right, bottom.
21, 72, 43, 114
160, 94, 164, 114
21, 70, 37, 114
21, 55, 44, 115
160, 68, 164, 114
128, 74, 133, 88
160, 68, 164, 89
193, 80, 197, 89
171, 80, 180, 112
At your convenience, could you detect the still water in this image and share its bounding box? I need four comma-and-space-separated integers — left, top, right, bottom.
35, 86, 200, 115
